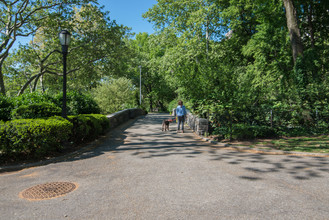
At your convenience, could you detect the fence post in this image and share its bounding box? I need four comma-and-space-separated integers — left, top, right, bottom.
270, 110, 273, 128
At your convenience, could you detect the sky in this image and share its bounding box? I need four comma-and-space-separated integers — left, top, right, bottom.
97, 0, 157, 35
15, 0, 157, 48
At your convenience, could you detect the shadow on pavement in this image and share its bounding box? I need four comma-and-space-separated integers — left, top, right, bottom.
209, 150, 329, 181
63, 113, 329, 182
2, 113, 329, 183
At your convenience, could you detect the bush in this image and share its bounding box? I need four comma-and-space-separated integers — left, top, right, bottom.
92, 77, 136, 114
85, 114, 110, 132
12, 102, 61, 119
54, 91, 101, 115
0, 118, 73, 159
0, 113, 108, 162
168, 99, 179, 114
67, 114, 109, 144
0, 95, 13, 121
214, 124, 277, 140
13, 92, 55, 108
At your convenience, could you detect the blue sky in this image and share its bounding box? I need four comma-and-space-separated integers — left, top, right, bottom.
15, 0, 157, 48
97, 0, 157, 35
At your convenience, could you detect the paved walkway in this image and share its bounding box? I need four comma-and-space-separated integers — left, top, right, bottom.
1, 113, 329, 219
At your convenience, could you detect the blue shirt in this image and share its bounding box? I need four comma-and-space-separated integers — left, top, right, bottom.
176, 105, 186, 116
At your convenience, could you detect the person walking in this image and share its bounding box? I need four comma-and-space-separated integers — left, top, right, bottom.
176, 100, 187, 133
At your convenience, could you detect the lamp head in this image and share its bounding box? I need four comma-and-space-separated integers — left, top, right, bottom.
59, 30, 71, 46
59, 30, 71, 54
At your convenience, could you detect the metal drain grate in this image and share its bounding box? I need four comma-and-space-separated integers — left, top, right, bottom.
20, 182, 77, 201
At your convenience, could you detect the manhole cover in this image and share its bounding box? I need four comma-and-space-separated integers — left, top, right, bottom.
20, 182, 78, 201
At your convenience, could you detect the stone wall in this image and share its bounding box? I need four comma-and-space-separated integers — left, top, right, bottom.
186, 110, 208, 135
106, 108, 147, 130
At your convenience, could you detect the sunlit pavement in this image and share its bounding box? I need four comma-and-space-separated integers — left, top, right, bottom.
1, 113, 329, 219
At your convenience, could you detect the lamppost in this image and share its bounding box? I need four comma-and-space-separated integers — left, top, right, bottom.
139, 65, 142, 106
59, 30, 71, 118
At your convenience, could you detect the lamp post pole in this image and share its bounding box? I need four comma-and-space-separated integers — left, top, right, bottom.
59, 30, 71, 118
62, 49, 68, 118
139, 65, 142, 106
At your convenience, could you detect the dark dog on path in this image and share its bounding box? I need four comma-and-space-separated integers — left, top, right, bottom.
162, 118, 175, 131
162, 119, 170, 131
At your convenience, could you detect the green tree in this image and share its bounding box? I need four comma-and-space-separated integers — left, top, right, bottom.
0, 0, 95, 95
126, 32, 176, 111
92, 77, 136, 114
3, 4, 130, 96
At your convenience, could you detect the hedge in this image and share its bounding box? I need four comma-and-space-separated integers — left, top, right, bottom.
53, 91, 101, 115
0, 114, 109, 161
12, 102, 61, 119
67, 114, 109, 144
0, 92, 101, 122
0, 118, 73, 159
0, 95, 13, 121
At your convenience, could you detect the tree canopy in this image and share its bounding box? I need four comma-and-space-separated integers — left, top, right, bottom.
2, 0, 329, 134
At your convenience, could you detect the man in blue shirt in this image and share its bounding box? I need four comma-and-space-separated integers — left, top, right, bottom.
176, 100, 186, 133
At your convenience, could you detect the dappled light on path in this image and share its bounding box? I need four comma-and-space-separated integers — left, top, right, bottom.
1, 113, 329, 219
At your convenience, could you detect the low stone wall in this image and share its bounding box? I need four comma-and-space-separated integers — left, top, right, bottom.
106, 108, 147, 130
186, 110, 208, 135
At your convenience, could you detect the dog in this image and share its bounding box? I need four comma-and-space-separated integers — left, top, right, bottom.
162, 119, 170, 131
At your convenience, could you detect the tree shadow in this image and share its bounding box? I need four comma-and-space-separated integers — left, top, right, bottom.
209, 150, 329, 181
2, 113, 329, 184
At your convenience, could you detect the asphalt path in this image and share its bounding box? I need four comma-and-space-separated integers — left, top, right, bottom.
1, 113, 329, 219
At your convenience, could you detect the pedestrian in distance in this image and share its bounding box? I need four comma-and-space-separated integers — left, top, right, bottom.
176, 100, 186, 133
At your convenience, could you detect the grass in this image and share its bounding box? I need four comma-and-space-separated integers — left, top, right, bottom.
222, 135, 329, 153
270, 136, 329, 153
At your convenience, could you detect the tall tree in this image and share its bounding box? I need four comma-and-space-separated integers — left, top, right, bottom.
3, 4, 130, 95
0, 0, 95, 95
283, 0, 303, 63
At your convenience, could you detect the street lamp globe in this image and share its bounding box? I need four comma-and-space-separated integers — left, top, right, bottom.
59, 30, 71, 53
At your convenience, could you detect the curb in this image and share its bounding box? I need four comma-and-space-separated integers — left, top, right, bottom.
0, 133, 107, 174
0, 116, 143, 174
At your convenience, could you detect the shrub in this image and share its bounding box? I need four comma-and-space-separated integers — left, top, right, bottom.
214, 124, 277, 140
54, 91, 101, 115
0, 95, 13, 121
85, 114, 110, 133
12, 102, 61, 119
67, 114, 109, 144
0, 113, 108, 162
0, 118, 73, 159
92, 77, 136, 114
13, 92, 55, 108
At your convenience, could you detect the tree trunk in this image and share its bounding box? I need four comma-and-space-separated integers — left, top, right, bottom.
0, 57, 6, 95
0, 68, 5, 95
18, 74, 40, 96
283, 0, 303, 63
308, 2, 315, 48
32, 74, 41, 92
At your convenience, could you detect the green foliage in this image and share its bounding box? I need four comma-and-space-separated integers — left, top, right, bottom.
214, 124, 277, 140
0, 118, 73, 159
0, 95, 13, 121
92, 77, 136, 114
0, 114, 109, 162
140, 0, 329, 139
12, 102, 61, 119
2, 0, 329, 141
168, 99, 179, 113
126, 33, 176, 112
2, 3, 130, 96
12, 92, 55, 107
67, 114, 109, 144
53, 91, 101, 115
